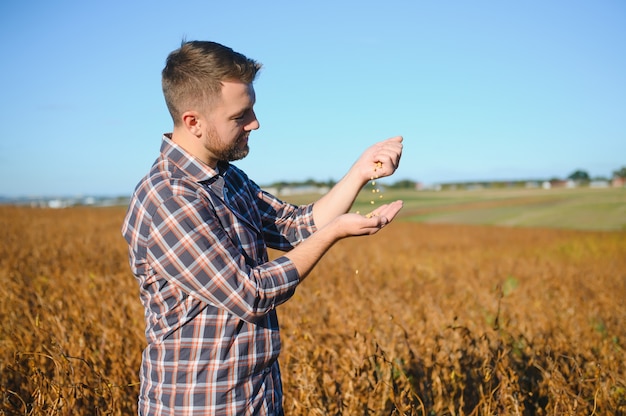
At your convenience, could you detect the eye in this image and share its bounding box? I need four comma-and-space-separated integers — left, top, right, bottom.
232, 111, 247, 121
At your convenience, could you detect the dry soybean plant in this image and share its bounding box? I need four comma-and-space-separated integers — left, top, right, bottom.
0, 206, 144, 415
278, 223, 626, 415
1, 206, 625, 415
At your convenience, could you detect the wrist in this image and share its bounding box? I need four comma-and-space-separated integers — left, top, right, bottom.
344, 165, 369, 189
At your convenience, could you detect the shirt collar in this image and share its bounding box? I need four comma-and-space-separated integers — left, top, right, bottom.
160, 133, 226, 184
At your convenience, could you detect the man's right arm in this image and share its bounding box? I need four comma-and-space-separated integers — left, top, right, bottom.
147, 195, 301, 322
282, 200, 403, 281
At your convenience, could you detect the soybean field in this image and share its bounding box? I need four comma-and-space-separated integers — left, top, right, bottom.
1, 187, 624, 414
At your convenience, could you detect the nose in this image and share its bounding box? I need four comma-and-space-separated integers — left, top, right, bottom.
246, 109, 260, 131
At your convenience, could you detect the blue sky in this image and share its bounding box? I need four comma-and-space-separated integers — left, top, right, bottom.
1, 1, 624, 197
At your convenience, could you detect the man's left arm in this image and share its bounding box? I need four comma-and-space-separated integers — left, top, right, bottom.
312, 135, 403, 228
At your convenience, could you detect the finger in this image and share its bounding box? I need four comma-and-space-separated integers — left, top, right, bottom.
377, 200, 404, 220
378, 216, 389, 227
371, 137, 402, 156
383, 135, 403, 144
365, 200, 403, 220
377, 141, 403, 156
373, 145, 402, 169
375, 155, 401, 173
371, 156, 398, 176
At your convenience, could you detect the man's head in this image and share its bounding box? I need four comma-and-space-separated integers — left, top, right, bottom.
163, 41, 262, 167
162, 41, 261, 126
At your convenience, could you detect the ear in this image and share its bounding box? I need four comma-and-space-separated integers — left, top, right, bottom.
181, 111, 202, 137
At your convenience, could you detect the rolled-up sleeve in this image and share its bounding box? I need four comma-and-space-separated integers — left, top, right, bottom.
256, 188, 317, 251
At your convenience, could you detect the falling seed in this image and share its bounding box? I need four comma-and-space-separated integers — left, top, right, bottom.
368, 162, 384, 213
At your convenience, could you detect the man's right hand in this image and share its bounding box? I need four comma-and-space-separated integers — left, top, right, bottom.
332, 200, 404, 238
282, 200, 403, 281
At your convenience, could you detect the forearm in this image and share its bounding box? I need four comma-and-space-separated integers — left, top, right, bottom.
280, 222, 340, 281
312, 168, 365, 228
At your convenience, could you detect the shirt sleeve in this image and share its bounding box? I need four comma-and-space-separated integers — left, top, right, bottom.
255, 187, 317, 251
147, 194, 300, 323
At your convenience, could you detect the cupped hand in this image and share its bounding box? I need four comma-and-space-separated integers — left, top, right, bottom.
353, 136, 403, 183
333, 200, 404, 238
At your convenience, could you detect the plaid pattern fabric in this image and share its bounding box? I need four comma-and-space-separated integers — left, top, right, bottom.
122, 135, 316, 415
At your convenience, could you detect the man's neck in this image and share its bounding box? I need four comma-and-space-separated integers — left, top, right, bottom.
170, 128, 218, 169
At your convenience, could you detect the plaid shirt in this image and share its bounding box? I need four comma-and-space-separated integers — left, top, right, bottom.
122, 135, 316, 415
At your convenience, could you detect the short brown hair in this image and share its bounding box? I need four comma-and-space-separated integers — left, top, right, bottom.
162, 41, 262, 125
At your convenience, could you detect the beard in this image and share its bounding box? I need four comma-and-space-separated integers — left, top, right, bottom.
205, 124, 250, 162
214, 136, 249, 162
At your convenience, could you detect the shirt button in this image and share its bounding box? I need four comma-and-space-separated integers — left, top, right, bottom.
264, 367, 271, 374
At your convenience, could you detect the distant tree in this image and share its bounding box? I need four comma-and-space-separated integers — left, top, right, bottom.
613, 166, 626, 178
567, 170, 590, 182
324, 179, 337, 188
269, 180, 289, 189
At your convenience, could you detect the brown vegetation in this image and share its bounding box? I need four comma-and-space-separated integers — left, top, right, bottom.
1, 206, 624, 415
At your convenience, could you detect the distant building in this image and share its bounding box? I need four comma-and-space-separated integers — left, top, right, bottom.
265, 185, 330, 196
47, 199, 65, 209
589, 180, 609, 188
612, 176, 626, 188
549, 180, 576, 189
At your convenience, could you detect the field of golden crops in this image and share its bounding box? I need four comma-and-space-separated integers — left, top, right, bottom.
1, 204, 625, 415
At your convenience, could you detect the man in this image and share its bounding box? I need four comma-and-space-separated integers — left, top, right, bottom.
122, 40, 403, 416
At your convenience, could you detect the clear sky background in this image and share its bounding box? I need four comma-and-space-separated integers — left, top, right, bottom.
1, 1, 624, 197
